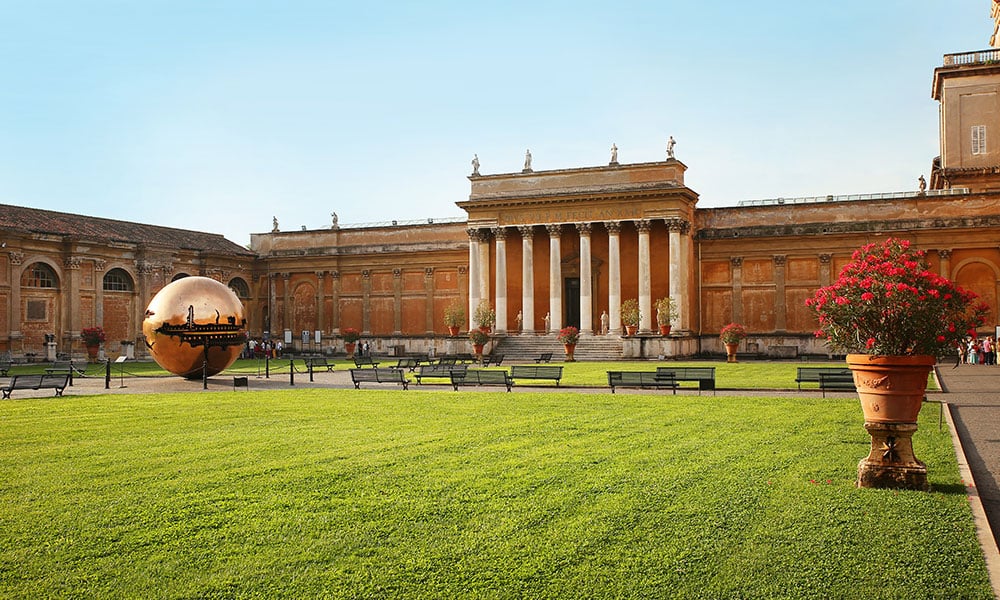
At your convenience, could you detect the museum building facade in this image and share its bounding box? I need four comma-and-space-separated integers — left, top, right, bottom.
2, 46, 1000, 360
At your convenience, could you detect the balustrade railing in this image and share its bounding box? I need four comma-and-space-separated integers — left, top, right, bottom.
943, 49, 1000, 66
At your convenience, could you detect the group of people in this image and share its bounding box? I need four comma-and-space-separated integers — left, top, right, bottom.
244, 338, 283, 359
962, 336, 997, 365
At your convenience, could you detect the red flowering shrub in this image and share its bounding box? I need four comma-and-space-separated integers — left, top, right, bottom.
806, 238, 988, 356
340, 327, 361, 344
557, 326, 579, 345
719, 323, 748, 344
81, 326, 106, 346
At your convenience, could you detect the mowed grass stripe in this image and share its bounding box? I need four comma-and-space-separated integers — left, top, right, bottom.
0, 389, 991, 599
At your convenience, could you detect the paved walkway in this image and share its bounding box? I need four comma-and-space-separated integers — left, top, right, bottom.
936, 366, 1000, 548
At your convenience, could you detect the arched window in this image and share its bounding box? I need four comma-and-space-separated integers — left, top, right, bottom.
103, 268, 135, 292
171, 273, 190, 282
21, 263, 58, 288
229, 277, 250, 299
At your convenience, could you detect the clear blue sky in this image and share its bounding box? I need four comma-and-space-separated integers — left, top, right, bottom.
0, 1, 990, 245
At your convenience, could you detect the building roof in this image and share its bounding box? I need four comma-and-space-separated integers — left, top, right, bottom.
0, 203, 254, 256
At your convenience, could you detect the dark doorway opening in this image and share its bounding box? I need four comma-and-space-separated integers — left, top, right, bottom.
564, 278, 580, 329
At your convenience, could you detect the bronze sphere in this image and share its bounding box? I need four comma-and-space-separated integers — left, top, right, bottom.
142, 276, 246, 379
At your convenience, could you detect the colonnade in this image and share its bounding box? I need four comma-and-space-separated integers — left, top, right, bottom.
467, 218, 692, 336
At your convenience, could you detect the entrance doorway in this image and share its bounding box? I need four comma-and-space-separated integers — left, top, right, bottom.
564, 278, 580, 329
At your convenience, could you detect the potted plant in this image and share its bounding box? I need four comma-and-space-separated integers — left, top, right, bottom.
469, 328, 490, 358
341, 327, 361, 358
719, 323, 747, 363
557, 326, 580, 361
621, 299, 640, 336
444, 300, 465, 336
474, 299, 496, 332
807, 237, 988, 490
81, 326, 105, 362
654, 296, 678, 335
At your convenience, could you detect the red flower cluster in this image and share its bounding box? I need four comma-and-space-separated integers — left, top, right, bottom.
81, 326, 106, 345
719, 322, 748, 344
557, 326, 580, 345
806, 238, 988, 356
340, 327, 361, 343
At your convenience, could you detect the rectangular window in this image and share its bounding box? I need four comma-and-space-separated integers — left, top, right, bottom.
972, 125, 987, 155
26, 300, 46, 321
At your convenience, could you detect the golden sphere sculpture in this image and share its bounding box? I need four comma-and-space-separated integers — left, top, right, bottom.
142, 276, 247, 379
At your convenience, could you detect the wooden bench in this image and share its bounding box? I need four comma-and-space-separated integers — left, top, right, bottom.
395, 357, 421, 371
607, 371, 679, 394
654, 366, 716, 395
534, 352, 553, 363
455, 353, 476, 363
481, 353, 504, 367
451, 368, 513, 392
415, 363, 467, 383
305, 357, 335, 372
510, 365, 563, 386
819, 372, 856, 397
349, 368, 409, 390
44, 360, 85, 375
795, 367, 851, 390
2, 374, 71, 398
353, 356, 381, 368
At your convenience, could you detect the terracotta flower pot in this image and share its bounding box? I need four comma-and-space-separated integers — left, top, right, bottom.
564, 343, 576, 362
659, 324, 671, 336
86, 344, 99, 362
625, 325, 638, 336
724, 342, 739, 363
447, 326, 460, 336
345, 342, 356, 358
473, 343, 484, 357
847, 354, 935, 423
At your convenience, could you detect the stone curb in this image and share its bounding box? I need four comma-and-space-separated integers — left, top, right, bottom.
944, 402, 1000, 598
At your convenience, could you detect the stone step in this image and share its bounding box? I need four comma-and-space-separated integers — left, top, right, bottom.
493, 334, 624, 361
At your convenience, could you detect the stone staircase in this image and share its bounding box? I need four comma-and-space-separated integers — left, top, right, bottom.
492, 334, 624, 361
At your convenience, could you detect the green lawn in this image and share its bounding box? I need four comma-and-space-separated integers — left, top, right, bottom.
0, 388, 990, 598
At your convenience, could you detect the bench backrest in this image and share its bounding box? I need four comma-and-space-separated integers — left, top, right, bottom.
796, 367, 850, 381
656, 367, 715, 379
350, 368, 380, 380
511, 365, 563, 378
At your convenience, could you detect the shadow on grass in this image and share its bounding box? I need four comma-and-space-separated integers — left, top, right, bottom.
931, 483, 971, 495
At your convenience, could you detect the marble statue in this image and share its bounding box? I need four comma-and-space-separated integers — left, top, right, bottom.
667, 136, 676, 159
471, 154, 480, 176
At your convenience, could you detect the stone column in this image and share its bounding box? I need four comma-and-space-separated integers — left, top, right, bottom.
493, 227, 508, 333
636, 220, 652, 333
666, 218, 683, 330
94, 260, 106, 329
731, 257, 743, 325
392, 268, 402, 335
679, 220, 691, 332
577, 223, 593, 335
773, 255, 787, 332
424, 268, 435, 334
938, 249, 952, 279
467, 228, 481, 331
519, 226, 535, 334
63, 256, 82, 343
315, 271, 326, 334
547, 224, 563, 332
361, 270, 371, 334
8, 252, 24, 346
330, 271, 340, 333
478, 230, 491, 305
605, 222, 621, 334
819, 254, 832, 287
281, 272, 291, 335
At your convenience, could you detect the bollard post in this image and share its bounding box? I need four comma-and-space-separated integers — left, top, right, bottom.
309, 358, 314, 382
289, 359, 295, 386
266, 354, 270, 379
105, 358, 111, 390
203, 360, 208, 390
